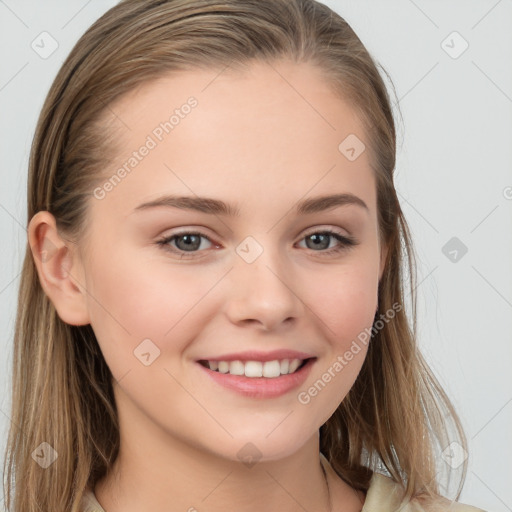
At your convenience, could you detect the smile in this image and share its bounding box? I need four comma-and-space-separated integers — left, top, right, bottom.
196, 358, 317, 399
198, 358, 309, 378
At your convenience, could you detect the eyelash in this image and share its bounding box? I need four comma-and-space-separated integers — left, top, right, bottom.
156, 229, 358, 259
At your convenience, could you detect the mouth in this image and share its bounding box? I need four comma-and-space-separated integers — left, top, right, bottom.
195, 356, 317, 398
197, 357, 314, 378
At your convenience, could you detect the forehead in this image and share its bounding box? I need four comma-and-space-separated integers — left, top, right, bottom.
108, 59, 366, 148
91, 60, 375, 222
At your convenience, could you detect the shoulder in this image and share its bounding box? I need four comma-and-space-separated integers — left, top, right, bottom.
363, 473, 488, 512
79, 488, 106, 512
79, 475, 487, 512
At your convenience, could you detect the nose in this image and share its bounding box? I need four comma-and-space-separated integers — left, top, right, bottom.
223, 243, 305, 331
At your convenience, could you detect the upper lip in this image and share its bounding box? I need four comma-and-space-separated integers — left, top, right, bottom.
196, 349, 316, 363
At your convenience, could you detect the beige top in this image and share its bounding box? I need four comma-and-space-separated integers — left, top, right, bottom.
80, 472, 487, 512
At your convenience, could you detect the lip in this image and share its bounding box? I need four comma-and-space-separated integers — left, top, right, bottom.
195, 349, 315, 363
196, 357, 316, 399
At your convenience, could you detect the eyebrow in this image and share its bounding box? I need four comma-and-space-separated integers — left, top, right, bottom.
132, 193, 369, 216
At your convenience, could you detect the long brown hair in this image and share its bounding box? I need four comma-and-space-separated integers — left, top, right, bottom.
3, 1, 468, 510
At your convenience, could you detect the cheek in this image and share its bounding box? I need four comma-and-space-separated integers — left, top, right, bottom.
301, 253, 379, 406
311, 257, 379, 348
83, 250, 222, 368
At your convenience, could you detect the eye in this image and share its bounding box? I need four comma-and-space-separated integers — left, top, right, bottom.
297, 229, 358, 256
156, 231, 215, 259
156, 228, 358, 259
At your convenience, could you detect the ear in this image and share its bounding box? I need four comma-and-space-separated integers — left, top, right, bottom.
28, 211, 90, 326
378, 240, 389, 282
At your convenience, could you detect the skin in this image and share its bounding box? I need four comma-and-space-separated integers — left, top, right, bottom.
29, 59, 388, 512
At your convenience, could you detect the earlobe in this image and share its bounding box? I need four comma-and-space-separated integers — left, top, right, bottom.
27, 211, 90, 326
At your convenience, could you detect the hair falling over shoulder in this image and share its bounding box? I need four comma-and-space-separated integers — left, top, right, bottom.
3, 1, 468, 510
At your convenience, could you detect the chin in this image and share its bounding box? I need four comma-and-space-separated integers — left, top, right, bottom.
215, 429, 315, 465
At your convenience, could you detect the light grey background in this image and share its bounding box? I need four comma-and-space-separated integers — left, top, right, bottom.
0, 1, 510, 510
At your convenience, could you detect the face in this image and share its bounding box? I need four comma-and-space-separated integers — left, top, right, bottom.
70, 60, 386, 463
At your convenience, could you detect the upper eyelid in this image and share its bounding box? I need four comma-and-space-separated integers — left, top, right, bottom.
163, 225, 350, 240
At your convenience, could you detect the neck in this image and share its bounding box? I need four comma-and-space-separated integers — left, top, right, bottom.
94, 408, 332, 512
95, 441, 330, 512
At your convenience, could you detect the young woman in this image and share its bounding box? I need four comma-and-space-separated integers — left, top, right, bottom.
3, 1, 487, 511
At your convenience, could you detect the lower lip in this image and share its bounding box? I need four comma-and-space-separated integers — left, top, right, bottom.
196, 359, 316, 399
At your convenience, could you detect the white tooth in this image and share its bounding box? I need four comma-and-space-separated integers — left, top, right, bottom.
245, 361, 263, 377
263, 360, 281, 378
218, 361, 230, 373
229, 360, 245, 375
208, 358, 305, 377
288, 358, 302, 373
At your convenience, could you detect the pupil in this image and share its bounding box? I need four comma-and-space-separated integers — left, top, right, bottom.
178, 234, 200, 251
308, 234, 328, 250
